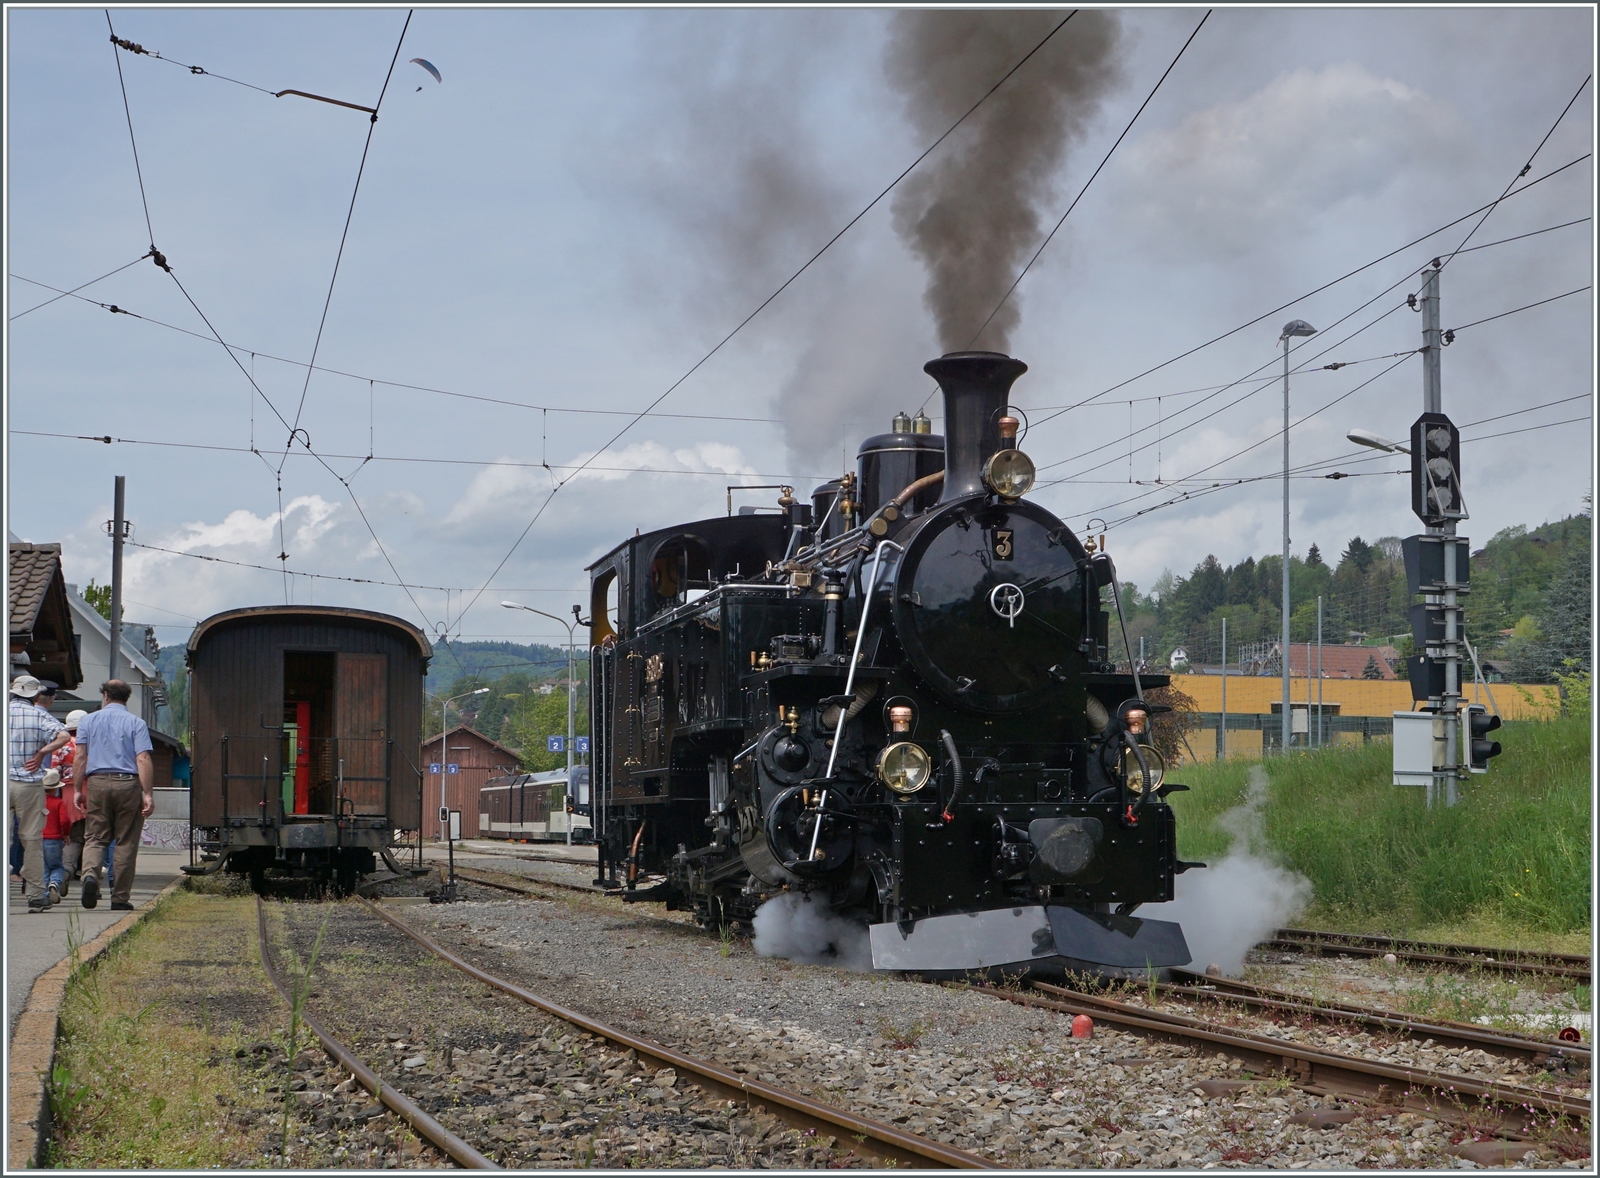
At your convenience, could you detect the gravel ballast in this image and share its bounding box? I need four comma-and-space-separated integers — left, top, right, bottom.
390, 875, 1588, 1169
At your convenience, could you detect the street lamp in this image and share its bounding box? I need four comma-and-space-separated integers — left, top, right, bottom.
1279, 318, 1316, 755
428, 687, 489, 840
1347, 428, 1411, 455
502, 601, 581, 846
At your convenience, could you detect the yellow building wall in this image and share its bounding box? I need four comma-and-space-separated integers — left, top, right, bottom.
1167, 674, 1559, 721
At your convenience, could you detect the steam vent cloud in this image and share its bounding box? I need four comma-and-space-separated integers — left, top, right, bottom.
886, 9, 1124, 352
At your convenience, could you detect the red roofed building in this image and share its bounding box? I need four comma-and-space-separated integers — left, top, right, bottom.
1285, 642, 1400, 680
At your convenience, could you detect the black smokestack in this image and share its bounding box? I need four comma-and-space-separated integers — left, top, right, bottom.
924, 351, 1027, 502
886, 10, 1123, 351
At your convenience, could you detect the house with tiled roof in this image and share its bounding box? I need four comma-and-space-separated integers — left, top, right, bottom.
8, 541, 83, 690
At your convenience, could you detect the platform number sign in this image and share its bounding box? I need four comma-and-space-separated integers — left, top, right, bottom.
575, 736, 590, 754
547, 736, 566, 753
429, 763, 442, 775
446, 764, 459, 774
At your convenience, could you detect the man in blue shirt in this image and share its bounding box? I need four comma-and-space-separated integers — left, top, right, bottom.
72, 680, 154, 911
9, 675, 71, 912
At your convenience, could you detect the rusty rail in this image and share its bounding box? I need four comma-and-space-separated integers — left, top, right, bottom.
255, 898, 498, 1169
359, 897, 994, 1168
1262, 928, 1591, 983
1166, 970, 1590, 1067
955, 980, 1589, 1139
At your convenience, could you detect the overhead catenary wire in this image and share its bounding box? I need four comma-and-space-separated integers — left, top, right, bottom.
1086, 413, 1591, 532
1434, 75, 1592, 273
6, 275, 792, 425
1043, 291, 1418, 483
97, 12, 436, 633
109, 28, 279, 95
1446, 286, 1591, 336
963, 8, 1211, 355
1036, 210, 1590, 485
1050, 350, 1420, 522
1456, 393, 1590, 430
284, 9, 411, 446
450, 10, 1086, 636
12, 207, 1583, 432
105, 11, 157, 250
1024, 153, 1590, 431
13, 430, 825, 481
8, 254, 150, 321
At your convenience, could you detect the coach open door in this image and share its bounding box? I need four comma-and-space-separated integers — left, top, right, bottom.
336, 652, 388, 816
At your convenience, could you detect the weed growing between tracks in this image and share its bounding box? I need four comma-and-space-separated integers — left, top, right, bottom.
1169, 715, 1591, 941
48, 888, 289, 1168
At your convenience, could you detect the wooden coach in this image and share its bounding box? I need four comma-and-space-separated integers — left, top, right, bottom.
184, 605, 430, 889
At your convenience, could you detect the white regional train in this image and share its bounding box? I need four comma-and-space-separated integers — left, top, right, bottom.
478, 766, 593, 843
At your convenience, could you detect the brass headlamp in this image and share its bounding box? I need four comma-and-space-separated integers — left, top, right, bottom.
877, 742, 932, 795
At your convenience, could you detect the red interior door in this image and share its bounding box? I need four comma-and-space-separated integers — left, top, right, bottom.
291, 700, 311, 813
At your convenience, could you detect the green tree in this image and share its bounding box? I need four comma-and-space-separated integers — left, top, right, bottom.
82, 579, 118, 621
1510, 519, 1592, 681
163, 668, 189, 739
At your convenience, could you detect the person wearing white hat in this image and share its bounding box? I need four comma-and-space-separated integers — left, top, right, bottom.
8, 675, 72, 912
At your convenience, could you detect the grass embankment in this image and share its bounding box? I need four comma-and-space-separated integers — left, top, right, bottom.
48, 884, 299, 1168
1167, 716, 1591, 951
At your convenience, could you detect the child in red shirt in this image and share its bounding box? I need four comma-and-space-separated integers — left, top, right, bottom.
41, 771, 67, 903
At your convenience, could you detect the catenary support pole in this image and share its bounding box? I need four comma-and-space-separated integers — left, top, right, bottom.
1421, 265, 1459, 806
108, 475, 126, 683
1219, 617, 1228, 762
1281, 338, 1292, 755
1316, 596, 1324, 748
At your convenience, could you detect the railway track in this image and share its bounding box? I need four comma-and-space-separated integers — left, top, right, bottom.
420, 871, 1589, 1150
961, 979, 1590, 1141
255, 897, 498, 1169
356, 896, 994, 1169
1262, 927, 1592, 984
447, 863, 610, 900
262, 888, 992, 1168
1165, 970, 1591, 1068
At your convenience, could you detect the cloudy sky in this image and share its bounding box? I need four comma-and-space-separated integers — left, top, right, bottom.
6, 6, 1593, 652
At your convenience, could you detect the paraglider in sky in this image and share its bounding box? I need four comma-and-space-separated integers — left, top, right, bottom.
410, 58, 441, 91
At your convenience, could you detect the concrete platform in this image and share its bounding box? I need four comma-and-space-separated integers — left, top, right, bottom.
6, 849, 188, 1042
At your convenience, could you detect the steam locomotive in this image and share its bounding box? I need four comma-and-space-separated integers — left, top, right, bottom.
586, 351, 1196, 976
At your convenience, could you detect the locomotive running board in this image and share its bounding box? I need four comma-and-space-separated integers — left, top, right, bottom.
868, 905, 1191, 979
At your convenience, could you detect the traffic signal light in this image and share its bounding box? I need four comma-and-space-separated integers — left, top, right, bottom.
1411, 412, 1465, 526
1466, 704, 1502, 773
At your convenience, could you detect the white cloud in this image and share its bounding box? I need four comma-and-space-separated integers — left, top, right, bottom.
438, 441, 767, 548
1118, 63, 1467, 256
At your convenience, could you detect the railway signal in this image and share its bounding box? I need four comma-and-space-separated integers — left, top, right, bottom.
1466, 704, 1502, 772
1381, 266, 1499, 804
1410, 412, 1465, 526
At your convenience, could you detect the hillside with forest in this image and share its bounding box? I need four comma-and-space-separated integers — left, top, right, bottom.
1116, 512, 1590, 682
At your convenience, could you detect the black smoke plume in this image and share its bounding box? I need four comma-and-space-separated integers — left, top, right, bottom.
886, 10, 1124, 352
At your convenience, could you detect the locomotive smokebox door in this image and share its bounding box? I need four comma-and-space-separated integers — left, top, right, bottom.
892, 499, 1088, 712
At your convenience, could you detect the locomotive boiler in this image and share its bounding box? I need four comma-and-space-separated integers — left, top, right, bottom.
587, 351, 1197, 976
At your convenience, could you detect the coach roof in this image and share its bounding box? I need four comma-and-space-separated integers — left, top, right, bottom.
186, 605, 433, 663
